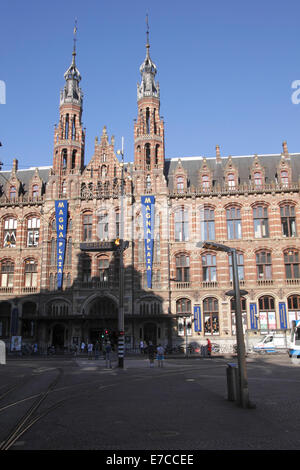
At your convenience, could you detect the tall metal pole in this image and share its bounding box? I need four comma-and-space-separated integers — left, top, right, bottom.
231, 248, 250, 408
118, 138, 125, 368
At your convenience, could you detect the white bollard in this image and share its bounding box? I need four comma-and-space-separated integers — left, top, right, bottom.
0, 340, 6, 365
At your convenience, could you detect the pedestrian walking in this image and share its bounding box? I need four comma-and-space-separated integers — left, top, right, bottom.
105, 341, 112, 368
80, 341, 85, 355
207, 338, 212, 357
148, 341, 155, 368
33, 343, 38, 355
94, 341, 100, 360
88, 342, 93, 359
140, 340, 144, 355
156, 344, 164, 368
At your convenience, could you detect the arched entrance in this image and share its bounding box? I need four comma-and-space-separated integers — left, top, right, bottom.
144, 322, 157, 345
0, 302, 11, 338
86, 296, 118, 346
52, 324, 65, 348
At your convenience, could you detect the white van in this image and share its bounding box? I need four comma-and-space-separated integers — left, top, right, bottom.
289, 320, 300, 358
254, 333, 287, 352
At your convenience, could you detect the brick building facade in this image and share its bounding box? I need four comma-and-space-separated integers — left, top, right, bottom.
0, 33, 300, 353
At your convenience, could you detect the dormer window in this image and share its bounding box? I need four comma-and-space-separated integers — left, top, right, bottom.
254, 172, 263, 187
281, 170, 289, 187
202, 175, 210, 191
9, 186, 17, 201
177, 176, 184, 193
32, 185, 39, 200
227, 173, 236, 188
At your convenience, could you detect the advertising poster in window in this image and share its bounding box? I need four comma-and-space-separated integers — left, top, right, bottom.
141, 196, 155, 288
55, 200, 68, 289
259, 312, 268, 331
11, 336, 22, 352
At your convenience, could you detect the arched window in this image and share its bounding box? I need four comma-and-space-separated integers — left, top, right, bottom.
155, 145, 159, 165
202, 253, 217, 282
3, 217, 17, 248
27, 217, 40, 247
1, 260, 14, 288
97, 211, 109, 240
81, 254, 91, 282
229, 252, 244, 281
200, 206, 215, 240
71, 150, 77, 169
83, 213, 93, 241
253, 205, 269, 238
284, 249, 299, 279
98, 257, 109, 283
258, 296, 276, 330
226, 206, 242, 240
288, 295, 300, 327
145, 143, 151, 166
175, 254, 190, 282
256, 250, 272, 280
281, 204, 297, 237
62, 149, 67, 169
72, 115, 76, 140
174, 207, 189, 242
203, 297, 219, 335
64, 114, 69, 139
146, 107, 150, 134
24, 259, 37, 288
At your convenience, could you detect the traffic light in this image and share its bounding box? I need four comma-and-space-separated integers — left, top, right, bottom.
105, 329, 109, 335
119, 330, 125, 336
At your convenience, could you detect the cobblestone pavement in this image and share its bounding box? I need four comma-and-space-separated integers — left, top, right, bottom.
1, 353, 300, 451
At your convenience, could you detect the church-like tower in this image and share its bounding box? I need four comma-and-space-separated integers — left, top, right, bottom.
52, 28, 85, 178
134, 21, 165, 192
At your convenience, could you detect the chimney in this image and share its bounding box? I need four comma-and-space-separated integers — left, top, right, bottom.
12, 159, 18, 172
282, 141, 289, 159
216, 145, 221, 164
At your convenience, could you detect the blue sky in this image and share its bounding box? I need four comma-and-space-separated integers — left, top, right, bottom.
1, 0, 300, 170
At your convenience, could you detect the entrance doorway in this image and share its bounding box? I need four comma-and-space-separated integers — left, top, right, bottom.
52, 324, 65, 348
144, 322, 157, 345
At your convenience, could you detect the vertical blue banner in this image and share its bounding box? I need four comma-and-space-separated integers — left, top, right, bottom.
250, 303, 258, 329
279, 302, 288, 329
141, 195, 155, 288
194, 305, 201, 332
55, 200, 68, 289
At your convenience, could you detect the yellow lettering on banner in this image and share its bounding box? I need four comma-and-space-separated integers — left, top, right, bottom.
147, 266, 151, 270
147, 229, 151, 234
58, 202, 65, 208
146, 214, 150, 219
144, 198, 151, 203
59, 242, 63, 247
146, 205, 151, 211
59, 233, 63, 238
147, 221, 151, 226
58, 268, 62, 273
59, 217, 64, 223
59, 210, 64, 215
59, 225, 64, 231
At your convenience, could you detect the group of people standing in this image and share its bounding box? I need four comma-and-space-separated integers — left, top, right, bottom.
140, 340, 165, 368
77, 340, 113, 368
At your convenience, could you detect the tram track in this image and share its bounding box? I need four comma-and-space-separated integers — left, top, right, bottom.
0, 362, 226, 450
0, 368, 64, 451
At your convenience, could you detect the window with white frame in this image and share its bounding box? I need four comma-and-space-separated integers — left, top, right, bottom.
27, 217, 40, 247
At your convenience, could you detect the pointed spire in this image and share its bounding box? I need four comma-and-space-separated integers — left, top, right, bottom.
60, 20, 83, 105
137, 15, 160, 100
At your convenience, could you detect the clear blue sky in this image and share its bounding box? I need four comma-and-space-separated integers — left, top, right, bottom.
1, 0, 300, 170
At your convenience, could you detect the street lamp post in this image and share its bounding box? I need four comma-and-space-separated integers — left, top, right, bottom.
117, 138, 125, 368
197, 241, 254, 409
